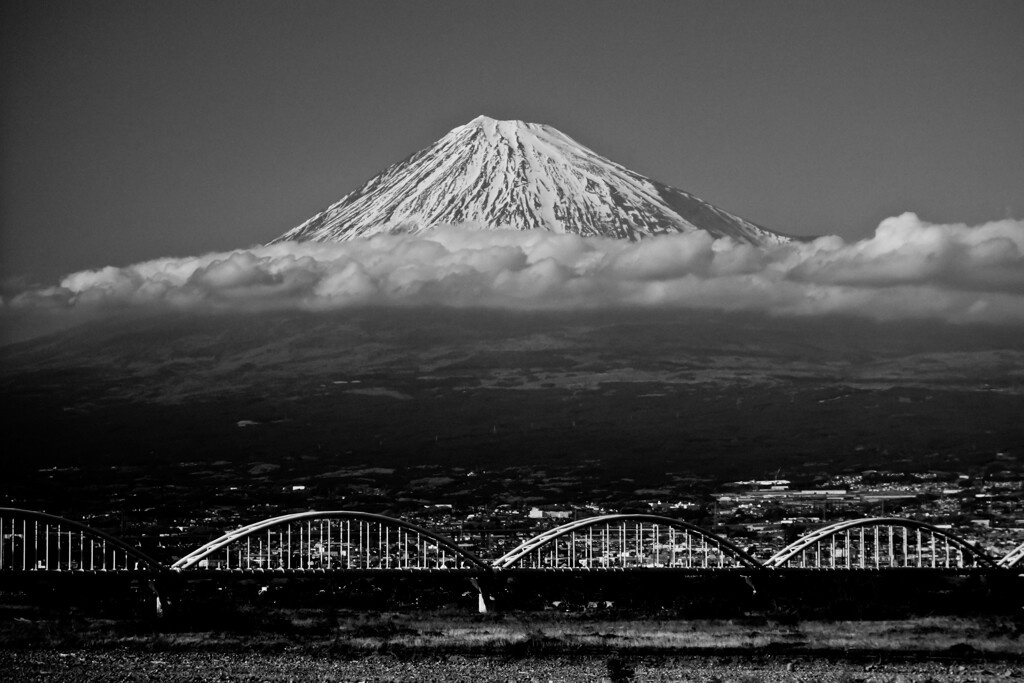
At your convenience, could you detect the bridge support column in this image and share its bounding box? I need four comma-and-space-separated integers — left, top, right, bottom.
469, 576, 490, 613
147, 579, 164, 619
150, 573, 183, 621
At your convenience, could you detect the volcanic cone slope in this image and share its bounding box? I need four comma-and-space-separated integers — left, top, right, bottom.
273, 115, 789, 246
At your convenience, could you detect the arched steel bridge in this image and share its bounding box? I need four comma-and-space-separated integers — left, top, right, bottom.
493, 514, 761, 570
171, 510, 489, 572
2, 508, 1019, 574
764, 517, 997, 569
0, 508, 162, 572
1000, 541, 1024, 569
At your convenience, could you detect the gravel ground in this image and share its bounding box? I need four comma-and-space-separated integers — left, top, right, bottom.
1, 650, 1021, 682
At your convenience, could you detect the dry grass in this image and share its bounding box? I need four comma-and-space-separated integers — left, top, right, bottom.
3, 611, 1021, 658
352, 615, 1023, 655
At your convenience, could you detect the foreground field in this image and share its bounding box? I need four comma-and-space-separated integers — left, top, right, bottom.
2, 650, 1022, 682
3, 613, 1023, 681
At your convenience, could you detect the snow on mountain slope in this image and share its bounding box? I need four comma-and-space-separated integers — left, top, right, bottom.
272, 116, 791, 246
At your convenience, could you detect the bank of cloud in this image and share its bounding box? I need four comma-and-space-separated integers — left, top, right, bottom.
6, 213, 1024, 327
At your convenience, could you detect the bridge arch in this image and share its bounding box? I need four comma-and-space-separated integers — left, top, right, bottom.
172, 510, 489, 572
765, 517, 997, 569
999, 542, 1024, 569
0, 508, 162, 572
493, 514, 762, 570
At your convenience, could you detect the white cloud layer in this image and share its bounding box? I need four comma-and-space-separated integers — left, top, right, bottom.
5, 213, 1024, 329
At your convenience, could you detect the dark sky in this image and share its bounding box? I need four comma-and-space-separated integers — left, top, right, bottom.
2, 0, 1022, 284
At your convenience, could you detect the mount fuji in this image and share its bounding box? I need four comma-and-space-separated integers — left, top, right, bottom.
272, 116, 792, 246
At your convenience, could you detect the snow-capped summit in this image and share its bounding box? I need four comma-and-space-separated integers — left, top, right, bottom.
272, 116, 791, 246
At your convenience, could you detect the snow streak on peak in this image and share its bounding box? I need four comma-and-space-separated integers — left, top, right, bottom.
273, 117, 791, 246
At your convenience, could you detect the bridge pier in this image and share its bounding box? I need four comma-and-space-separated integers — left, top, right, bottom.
468, 576, 494, 613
